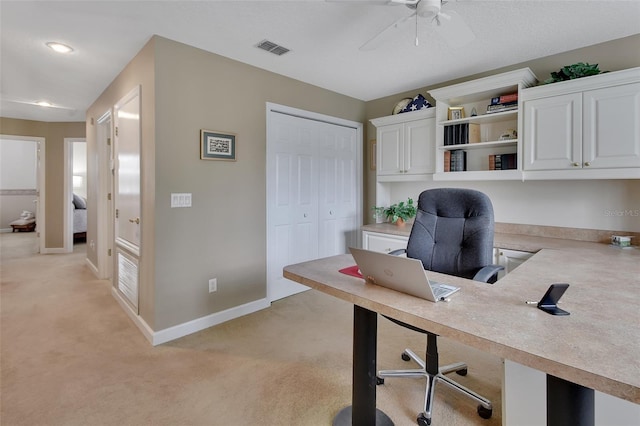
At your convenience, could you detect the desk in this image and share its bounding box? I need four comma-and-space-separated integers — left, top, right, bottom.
283, 245, 639, 425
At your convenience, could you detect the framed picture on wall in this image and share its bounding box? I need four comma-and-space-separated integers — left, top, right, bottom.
200, 129, 236, 161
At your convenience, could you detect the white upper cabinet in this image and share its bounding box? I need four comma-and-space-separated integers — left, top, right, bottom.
522, 67, 640, 179
429, 68, 538, 181
371, 108, 436, 182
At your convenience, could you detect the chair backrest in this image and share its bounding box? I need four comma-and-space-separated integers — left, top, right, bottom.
406, 188, 495, 280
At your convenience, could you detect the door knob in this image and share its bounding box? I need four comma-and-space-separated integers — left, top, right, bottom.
129, 217, 140, 224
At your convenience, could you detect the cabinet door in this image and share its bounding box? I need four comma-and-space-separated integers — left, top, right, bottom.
377, 123, 403, 175
496, 249, 534, 280
523, 93, 582, 170
404, 118, 435, 175
583, 82, 640, 169
362, 231, 408, 253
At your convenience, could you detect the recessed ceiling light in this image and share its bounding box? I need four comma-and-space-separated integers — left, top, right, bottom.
46, 42, 73, 54
35, 100, 53, 107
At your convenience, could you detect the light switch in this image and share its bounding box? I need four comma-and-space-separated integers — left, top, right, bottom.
171, 193, 192, 208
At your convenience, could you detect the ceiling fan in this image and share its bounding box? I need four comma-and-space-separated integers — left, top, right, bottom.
354, 0, 475, 51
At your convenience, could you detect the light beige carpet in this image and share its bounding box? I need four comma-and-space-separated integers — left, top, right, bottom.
1, 232, 502, 426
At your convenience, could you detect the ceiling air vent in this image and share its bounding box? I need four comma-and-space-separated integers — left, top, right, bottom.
256, 39, 290, 56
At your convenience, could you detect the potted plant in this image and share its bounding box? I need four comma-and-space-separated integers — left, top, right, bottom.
543, 62, 605, 84
371, 206, 385, 224
384, 198, 417, 226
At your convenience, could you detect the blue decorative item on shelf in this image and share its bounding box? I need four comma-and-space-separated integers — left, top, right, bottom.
399, 94, 432, 113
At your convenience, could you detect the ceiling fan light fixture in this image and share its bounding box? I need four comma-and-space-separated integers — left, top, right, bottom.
416, 0, 441, 19
46, 42, 73, 54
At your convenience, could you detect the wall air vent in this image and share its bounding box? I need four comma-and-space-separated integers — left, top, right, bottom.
256, 39, 290, 56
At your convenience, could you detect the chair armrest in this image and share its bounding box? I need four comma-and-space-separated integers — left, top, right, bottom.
388, 249, 407, 256
472, 265, 504, 283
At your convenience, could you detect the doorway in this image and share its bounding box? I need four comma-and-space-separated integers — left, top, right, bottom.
0, 135, 45, 254
64, 138, 87, 252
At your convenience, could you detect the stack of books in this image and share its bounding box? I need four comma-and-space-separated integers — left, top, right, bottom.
486, 93, 518, 114
444, 123, 480, 146
489, 153, 517, 170
444, 150, 466, 172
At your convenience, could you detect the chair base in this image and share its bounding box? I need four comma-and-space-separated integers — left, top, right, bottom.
378, 348, 493, 425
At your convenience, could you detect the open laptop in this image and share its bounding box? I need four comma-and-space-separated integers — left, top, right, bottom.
349, 247, 460, 302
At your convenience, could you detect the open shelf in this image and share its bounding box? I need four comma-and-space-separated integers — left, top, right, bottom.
439, 139, 517, 151
429, 68, 538, 180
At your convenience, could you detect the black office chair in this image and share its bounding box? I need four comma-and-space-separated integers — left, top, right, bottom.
377, 188, 503, 426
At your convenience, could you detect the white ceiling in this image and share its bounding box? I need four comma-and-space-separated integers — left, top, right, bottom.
1, 0, 639, 122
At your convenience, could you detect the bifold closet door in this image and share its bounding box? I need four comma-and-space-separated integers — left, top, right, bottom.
267, 109, 359, 302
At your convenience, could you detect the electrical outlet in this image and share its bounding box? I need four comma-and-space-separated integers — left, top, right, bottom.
208, 278, 217, 293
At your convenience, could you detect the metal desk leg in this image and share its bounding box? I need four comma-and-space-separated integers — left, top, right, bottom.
333, 305, 393, 426
547, 374, 594, 426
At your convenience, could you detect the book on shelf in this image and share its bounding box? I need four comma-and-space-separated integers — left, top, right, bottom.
488, 153, 517, 170
444, 123, 480, 145
486, 101, 518, 114
491, 93, 518, 105
449, 149, 466, 172
444, 151, 451, 172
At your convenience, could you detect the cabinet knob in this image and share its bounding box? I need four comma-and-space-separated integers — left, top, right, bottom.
584, 162, 591, 167
303, 213, 307, 218
572, 162, 580, 167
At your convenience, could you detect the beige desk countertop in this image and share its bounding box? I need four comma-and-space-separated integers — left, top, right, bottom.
283, 238, 640, 404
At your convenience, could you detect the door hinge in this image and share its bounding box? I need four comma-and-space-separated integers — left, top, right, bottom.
115, 209, 119, 218
107, 193, 111, 201
108, 249, 112, 256
107, 137, 111, 146
115, 126, 119, 136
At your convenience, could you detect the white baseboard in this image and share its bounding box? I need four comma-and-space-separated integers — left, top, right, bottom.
111, 287, 271, 346
1, 228, 13, 233
152, 298, 271, 345
85, 257, 100, 277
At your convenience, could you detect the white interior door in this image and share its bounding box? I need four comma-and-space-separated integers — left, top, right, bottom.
114, 86, 141, 255
97, 111, 113, 280
317, 121, 359, 258
113, 86, 141, 311
266, 104, 362, 302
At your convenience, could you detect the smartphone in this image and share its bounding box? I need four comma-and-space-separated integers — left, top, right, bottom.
537, 283, 570, 316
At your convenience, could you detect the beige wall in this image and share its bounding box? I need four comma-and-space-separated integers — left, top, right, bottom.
152, 36, 365, 330
87, 36, 365, 331
0, 118, 85, 247
86, 37, 156, 327
363, 34, 640, 229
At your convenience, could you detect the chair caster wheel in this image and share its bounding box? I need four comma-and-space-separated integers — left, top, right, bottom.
477, 405, 492, 419
456, 368, 468, 376
417, 413, 431, 426
376, 376, 385, 385
401, 352, 411, 361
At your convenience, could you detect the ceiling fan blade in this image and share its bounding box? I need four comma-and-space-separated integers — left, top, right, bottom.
435, 10, 475, 48
359, 12, 415, 51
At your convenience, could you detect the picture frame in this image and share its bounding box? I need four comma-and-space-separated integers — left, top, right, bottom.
370, 139, 377, 170
200, 129, 236, 161
448, 106, 465, 121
